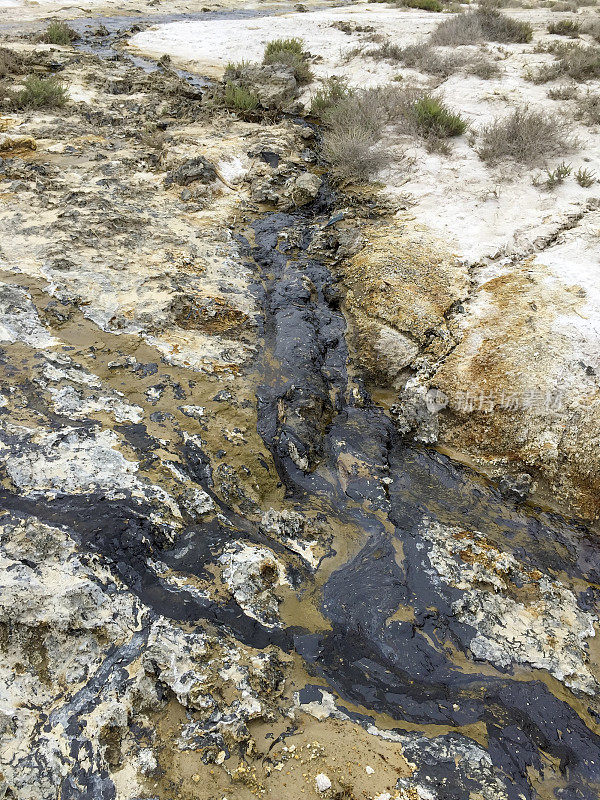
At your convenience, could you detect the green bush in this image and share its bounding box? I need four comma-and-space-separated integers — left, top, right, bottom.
548, 18, 580, 36
41, 21, 77, 45
575, 166, 596, 186
263, 37, 304, 58
310, 76, 352, 117
16, 75, 68, 108
224, 60, 252, 79
543, 160, 571, 187
403, 0, 444, 11
263, 37, 313, 84
223, 82, 259, 112
409, 94, 468, 137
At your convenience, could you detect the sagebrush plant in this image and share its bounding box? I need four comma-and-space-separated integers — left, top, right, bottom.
310, 76, 351, 117
223, 81, 259, 112
575, 90, 600, 123
409, 94, 468, 137
547, 84, 579, 99
467, 54, 502, 78
430, 11, 483, 45
16, 75, 68, 108
548, 18, 580, 36
41, 21, 77, 45
550, 0, 578, 9
477, 106, 574, 163
402, 0, 444, 11
585, 19, 600, 41
263, 37, 313, 84
430, 6, 533, 45
320, 85, 467, 181
532, 44, 600, 81
366, 40, 500, 78
323, 126, 388, 181
393, 43, 463, 76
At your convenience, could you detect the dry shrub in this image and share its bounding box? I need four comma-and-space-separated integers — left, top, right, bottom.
542, 44, 600, 81
575, 90, 600, 123
478, 106, 574, 163
430, 7, 533, 45
322, 86, 467, 179
430, 11, 485, 44
40, 21, 78, 45
323, 128, 389, 181
547, 83, 579, 99
465, 53, 502, 78
366, 40, 500, 78
548, 18, 580, 36
396, 42, 465, 75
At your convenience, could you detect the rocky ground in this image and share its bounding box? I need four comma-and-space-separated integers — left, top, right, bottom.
0, 2, 599, 800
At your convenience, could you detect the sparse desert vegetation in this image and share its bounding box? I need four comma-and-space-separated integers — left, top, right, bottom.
321, 85, 467, 179
430, 6, 533, 45
477, 106, 574, 163
575, 165, 597, 185
223, 80, 260, 112
310, 75, 352, 116
14, 75, 68, 108
542, 160, 572, 187
410, 93, 468, 137
262, 37, 313, 84
548, 18, 580, 36
533, 43, 600, 81
402, 0, 444, 11
365, 40, 501, 78
575, 90, 600, 123
40, 21, 78, 45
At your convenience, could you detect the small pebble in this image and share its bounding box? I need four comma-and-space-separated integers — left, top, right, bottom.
315, 773, 331, 792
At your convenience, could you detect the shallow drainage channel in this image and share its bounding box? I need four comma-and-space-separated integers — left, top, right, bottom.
6, 14, 600, 797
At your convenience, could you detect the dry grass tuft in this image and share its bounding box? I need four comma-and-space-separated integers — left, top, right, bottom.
477, 106, 574, 164
366, 40, 500, 78
575, 90, 600, 123
430, 7, 533, 45
540, 43, 600, 81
